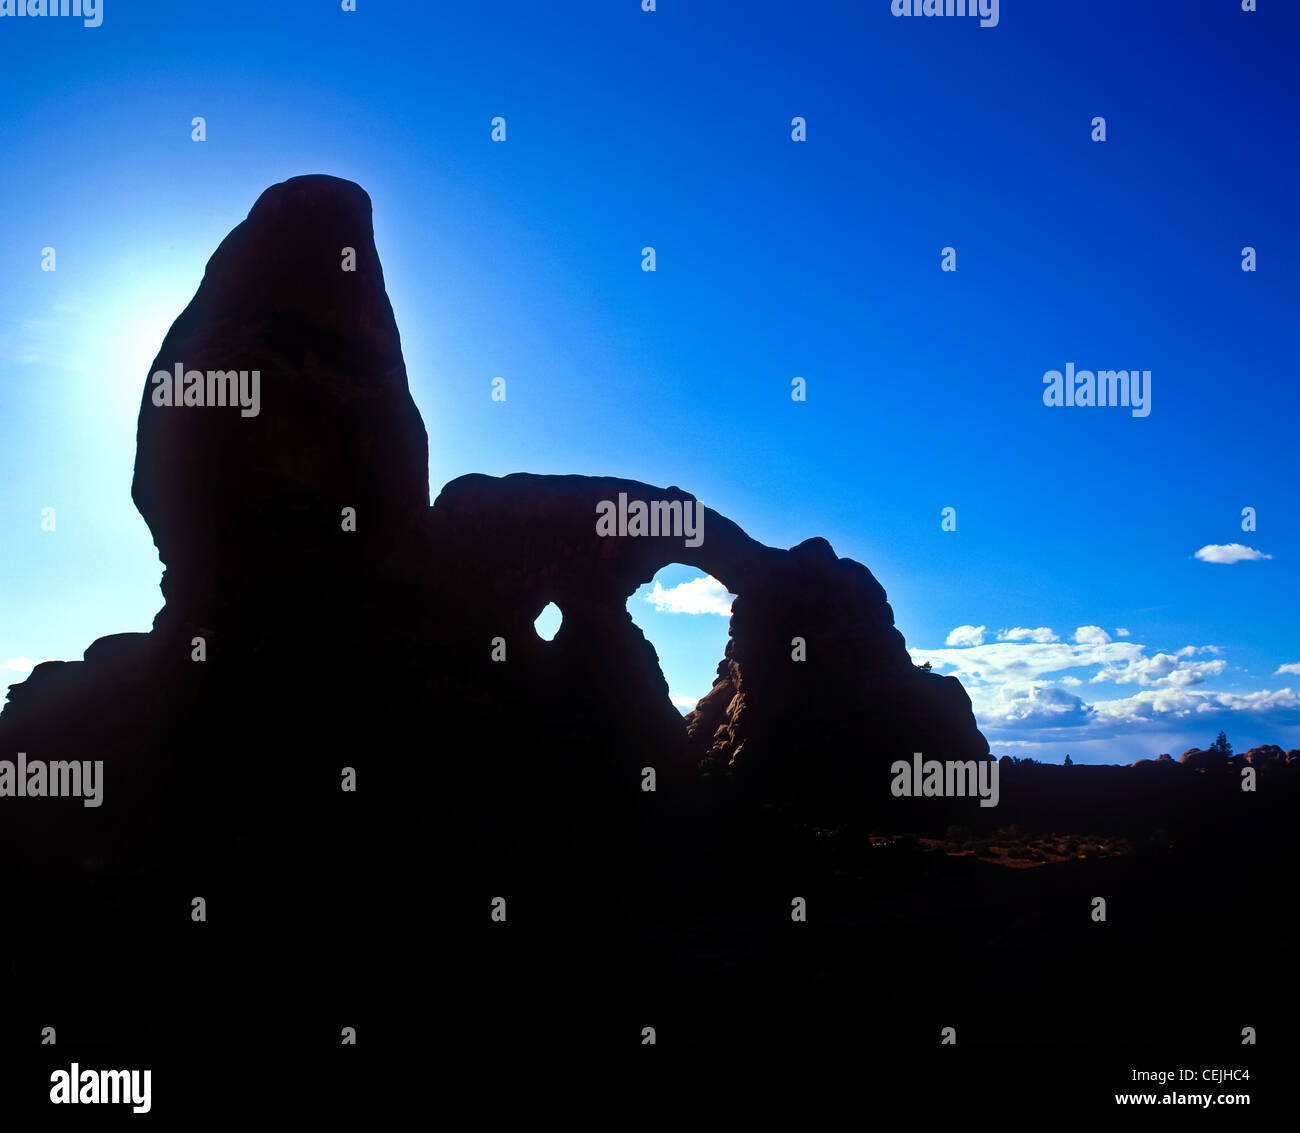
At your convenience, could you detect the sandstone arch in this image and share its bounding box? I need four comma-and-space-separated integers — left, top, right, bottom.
426, 472, 989, 815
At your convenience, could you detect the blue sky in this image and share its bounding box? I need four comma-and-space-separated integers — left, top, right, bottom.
2, 0, 1297, 763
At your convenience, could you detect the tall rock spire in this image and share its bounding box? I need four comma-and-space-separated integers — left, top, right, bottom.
130, 174, 429, 619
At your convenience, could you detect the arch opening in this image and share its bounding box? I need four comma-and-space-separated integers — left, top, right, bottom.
626, 565, 735, 715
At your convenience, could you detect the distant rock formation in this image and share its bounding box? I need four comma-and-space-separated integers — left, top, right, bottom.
1242, 744, 1287, 767
1178, 747, 1225, 771
1129, 753, 1177, 771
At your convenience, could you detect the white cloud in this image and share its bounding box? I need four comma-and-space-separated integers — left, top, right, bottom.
1275, 662, 1300, 676
908, 620, 1295, 746
1074, 626, 1112, 645
670, 693, 701, 709
913, 635, 1231, 694
968, 680, 1300, 740
0, 656, 52, 682
1088, 686, 1300, 725
0, 656, 51, 697
997, 626, 1059, 643
910, 641, 1143, 686
643, 576, 734, 616
1115, 628, 1130, 637
1090, 653, 1226, 688
1194, 543, 1272, 564
966, 681, 1093, 729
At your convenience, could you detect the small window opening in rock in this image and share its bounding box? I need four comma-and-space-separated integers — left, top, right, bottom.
534, 601, 562, 642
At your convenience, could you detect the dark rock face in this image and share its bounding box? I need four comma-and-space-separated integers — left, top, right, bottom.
0, 178, 441, 1060
131, 174, 429, 627
3, 177, 437, 891
680, 537, 988, 800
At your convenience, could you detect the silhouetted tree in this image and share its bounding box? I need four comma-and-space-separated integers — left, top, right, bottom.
918, 661, 932, 672
1064, 753, 1073, 767
1210, 730, 1233, 756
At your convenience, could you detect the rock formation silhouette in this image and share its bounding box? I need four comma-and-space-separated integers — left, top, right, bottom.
0, 172, 992, 1056
2, 175, 1296, 1092
2, 174, 992, 875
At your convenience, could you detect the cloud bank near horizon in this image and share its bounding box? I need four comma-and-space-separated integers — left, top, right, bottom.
912, 625, 1300, 759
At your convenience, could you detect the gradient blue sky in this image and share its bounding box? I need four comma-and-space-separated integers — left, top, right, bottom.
2, 1, 1297, 762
